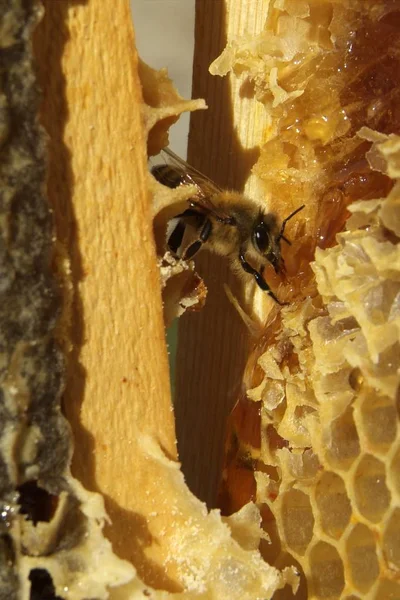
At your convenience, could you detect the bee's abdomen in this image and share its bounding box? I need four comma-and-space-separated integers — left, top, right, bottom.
151, 165, 185, 189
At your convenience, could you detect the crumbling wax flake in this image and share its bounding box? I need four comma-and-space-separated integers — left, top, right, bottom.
158, 252, 207, 327
222, 502, 270, 551
139, 60, 206, 159
358, 126, 400, 181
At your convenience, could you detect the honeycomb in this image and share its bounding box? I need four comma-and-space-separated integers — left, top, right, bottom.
213, 2, 400, 598
251, 142, 400, 599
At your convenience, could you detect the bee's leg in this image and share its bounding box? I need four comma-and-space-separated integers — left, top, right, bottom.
278, 204, 305, 244
239, 252, 287, 306
184, 241, 202, 259
167, 219, 186, 255
183, 218, 212, 260
200, 218, 212, 242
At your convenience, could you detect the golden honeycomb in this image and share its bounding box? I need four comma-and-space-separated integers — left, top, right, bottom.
250, 151, 400, 598
213, 2, 400, 598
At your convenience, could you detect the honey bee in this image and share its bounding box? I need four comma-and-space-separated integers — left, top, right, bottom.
152, 148, 304, 305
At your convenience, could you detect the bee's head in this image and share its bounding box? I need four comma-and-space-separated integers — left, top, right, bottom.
252, 215, 282, 273
251, 205, 305, 274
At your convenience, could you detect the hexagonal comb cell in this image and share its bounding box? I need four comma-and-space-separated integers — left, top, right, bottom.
346, 523, 379, 593
354, 454, 391, 523
391, 445, 400, 495
309, 541, 345, 599
281, 488, 314, 556
325, 406, 360, 470
373, 579, 400, 600
314, 472, 351, 539
383, 508, 400, 570
360, 392, 398, 450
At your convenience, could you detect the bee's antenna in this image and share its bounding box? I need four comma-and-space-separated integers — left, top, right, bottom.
277, 204, 305, 244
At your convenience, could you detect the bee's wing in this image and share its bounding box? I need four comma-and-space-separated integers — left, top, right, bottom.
159, 148, 234, 222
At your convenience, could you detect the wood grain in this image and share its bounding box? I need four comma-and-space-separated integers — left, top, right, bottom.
175, 0, 269, 508
34, 0, 180, 590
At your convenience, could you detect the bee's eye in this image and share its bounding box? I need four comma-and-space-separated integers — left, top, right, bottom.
253, 223, 269, 254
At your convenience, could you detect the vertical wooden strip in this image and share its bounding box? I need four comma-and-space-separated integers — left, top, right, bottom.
175, 0, 267, 507
34, 1, 179, 589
